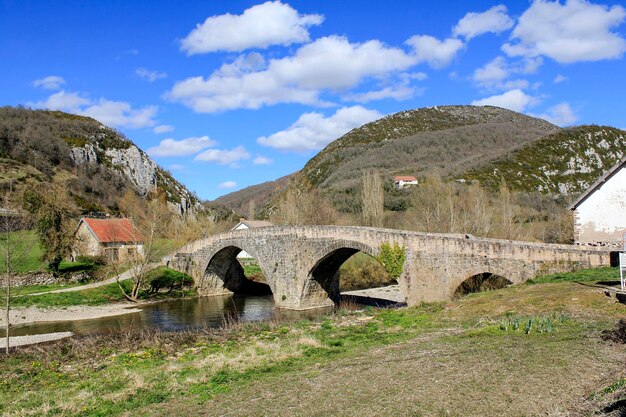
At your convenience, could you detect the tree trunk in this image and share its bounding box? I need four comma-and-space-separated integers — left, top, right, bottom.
5, 274, 10, 354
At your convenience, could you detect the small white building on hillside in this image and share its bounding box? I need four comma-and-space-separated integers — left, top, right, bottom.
569, 156, 626, 246
394, 175, 418, 189
232, 220, 273, 258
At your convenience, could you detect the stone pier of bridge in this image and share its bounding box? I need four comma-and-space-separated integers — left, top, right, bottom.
170, 226, 611, 310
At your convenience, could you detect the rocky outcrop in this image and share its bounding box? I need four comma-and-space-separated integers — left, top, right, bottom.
69, 126, 200, 214
461, 126, 626, 194
69, 144, 98, 164
105, 146, 157, 196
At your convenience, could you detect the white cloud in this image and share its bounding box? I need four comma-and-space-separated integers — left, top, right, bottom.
32, 75, 66, 90
473, 56, 509, 85
453, 5, 514, 40
136, 68, 167, 82
472, 56, 542, 90
153, 124, 175, 134
169, 164, 185, 171
253, 155, 273, 165
147, 136, 216, 157
533, 102, 577, 126
503, 0, 626, 63
34, 90, 90, 113
471, 89, 537, 112
167, 36, 416, 112
553, 74, 568, 83
218, 181, 237, 189
270, 36, 416, 90
343, 85, 418, 103
32, 90, 158, 129
180, 1, 323, 55
257, 105, 382, 152
195, 145, 251, 165
81, 100, 157, 129
405, 35, 464, 68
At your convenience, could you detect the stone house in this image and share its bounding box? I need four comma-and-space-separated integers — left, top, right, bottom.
569, 156, 626, 246
393, 175, 418, 189
231, 220, 273, 258
73, 217, 145, 262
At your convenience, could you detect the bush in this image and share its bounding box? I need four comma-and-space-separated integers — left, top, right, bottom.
147, 267, 193, 294
75, 255, 106, 266
377, 242, 406, 279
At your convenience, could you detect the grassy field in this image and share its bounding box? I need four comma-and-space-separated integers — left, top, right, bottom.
0, 229, 45, 273
0, 267, 624, 416
7, 268, 195, 308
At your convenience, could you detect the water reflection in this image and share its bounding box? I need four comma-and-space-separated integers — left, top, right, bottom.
5, 294, 333, 338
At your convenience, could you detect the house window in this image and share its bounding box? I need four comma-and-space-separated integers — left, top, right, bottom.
106, 248, 119, 262
128, 247, 137, 258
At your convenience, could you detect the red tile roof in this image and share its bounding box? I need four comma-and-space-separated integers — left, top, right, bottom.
394, 176, 418, 182
82, 218, 144, 243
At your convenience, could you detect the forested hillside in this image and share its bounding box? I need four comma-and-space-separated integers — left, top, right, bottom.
286, 105, 557, 212
0, 107, 229, 219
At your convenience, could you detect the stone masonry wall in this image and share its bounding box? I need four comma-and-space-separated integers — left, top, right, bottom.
171, 226, 610, 310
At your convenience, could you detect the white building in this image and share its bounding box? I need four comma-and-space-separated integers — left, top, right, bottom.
569, 156, 626, 246
232, 220, 273, 258
73, 217, 144, 262
394, 175, 418, 189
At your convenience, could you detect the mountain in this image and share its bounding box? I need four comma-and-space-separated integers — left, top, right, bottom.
211, 173, 294, 215
0, 107, 225, 217
291, 105, 559, 211
460, 125, 626, 194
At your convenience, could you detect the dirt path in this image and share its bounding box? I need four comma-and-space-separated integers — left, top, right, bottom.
28, 262, 162, 296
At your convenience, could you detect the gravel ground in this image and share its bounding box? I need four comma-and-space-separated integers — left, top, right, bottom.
0, 304, 142, 326
0, 331, 74, 348
342, 285, 405, 303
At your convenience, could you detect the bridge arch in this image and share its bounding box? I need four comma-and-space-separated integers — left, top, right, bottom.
451, 268, 513, 298
301, 239, 388, 306
200, 243, 274, 297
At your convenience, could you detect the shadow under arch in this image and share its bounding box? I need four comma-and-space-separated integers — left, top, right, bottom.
453, 272, 512, 298
305, 240, 382, 305
203, 245, 273, 296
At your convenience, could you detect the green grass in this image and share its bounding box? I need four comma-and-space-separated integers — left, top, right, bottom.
4, 283, 83, 297
527, 266, 619, 285
0, 229, 45, 273
9, 281, 132, 307
1, 269, 625, 415
9, 268, 196, 308
150, 238, 184, 262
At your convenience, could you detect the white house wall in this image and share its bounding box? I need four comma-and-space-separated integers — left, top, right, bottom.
575, 165, 626, 244
234, 223, 252, 258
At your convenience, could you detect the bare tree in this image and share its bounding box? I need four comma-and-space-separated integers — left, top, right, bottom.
116, 191, 172, 302
495, 179, 521, 240
22, 184, 76, 276
1, 191, 31, 354
361, 170, 384, 227
247, 199, 256, 221
271, 186, 337, 226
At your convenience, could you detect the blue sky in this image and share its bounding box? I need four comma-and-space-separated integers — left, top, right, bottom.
2, 0, 626, 200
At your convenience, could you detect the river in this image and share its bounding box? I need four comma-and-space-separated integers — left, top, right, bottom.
5, 294, 333, 338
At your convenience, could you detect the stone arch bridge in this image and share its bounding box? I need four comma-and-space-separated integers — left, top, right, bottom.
170, 226, 610, 310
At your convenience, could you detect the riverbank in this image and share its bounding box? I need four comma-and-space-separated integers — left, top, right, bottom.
0, 331, 74, 349
1, 303, 142, 326
1, 268, 625, 416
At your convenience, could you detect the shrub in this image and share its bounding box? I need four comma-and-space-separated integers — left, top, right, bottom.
147, 267, 193, 294
377, 242, 406, 279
